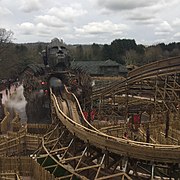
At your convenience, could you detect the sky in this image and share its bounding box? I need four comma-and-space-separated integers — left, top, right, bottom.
0, 0, 180, 45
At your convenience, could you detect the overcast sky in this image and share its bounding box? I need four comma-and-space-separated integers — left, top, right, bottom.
1, 0, 180, 45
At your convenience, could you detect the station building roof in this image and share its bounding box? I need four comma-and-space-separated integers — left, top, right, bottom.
70, 59, 128, 76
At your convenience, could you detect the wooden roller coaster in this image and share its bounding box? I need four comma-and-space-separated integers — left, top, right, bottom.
0, 56, 180, 179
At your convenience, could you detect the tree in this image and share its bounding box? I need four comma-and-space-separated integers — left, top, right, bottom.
15, 44, 28, 54
91, 43, 101, 60
76, 45, 84, 60
0, 28, 14, 54
170, 48, 180, 57
136, 44, 145, 54
102, 44, 112, 60
110, 39, 137, 64
124, 49, 140, 65
144, 46, 163, 64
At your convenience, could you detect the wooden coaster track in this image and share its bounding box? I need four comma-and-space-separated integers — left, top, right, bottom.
0, 56, 180, 179
34, 56, 180, 179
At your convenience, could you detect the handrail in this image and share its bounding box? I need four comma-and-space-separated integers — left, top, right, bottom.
128, 56, 180, 78
64, 86, 105, 132
91, 56, 180, 101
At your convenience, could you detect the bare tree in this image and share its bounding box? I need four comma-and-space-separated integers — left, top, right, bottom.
0, 28, 14, 54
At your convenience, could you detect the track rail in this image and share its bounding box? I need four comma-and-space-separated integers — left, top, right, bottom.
128, 56, 180, 78
91, 56, 180, 100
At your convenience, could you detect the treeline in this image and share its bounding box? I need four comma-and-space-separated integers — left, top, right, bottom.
70, 40, 180, 66
1, 29, 180, 79
0, 43, 46, 78
70, 39, 142, 64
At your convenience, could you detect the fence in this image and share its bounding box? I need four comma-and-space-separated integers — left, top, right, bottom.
0, 107, 10, 134
0, 156, 55, 180
27, 123, 53, 134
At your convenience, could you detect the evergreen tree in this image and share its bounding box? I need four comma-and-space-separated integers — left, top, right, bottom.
76, 45, 84, 60
102, 44, 112, 60
91, 43, 101, 60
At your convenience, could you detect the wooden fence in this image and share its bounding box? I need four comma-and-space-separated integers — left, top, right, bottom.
0, 107, 21, 134
0, 172, 21, 180
11, 112, 21, 132
0, 156, 55, 180
27, 123, 54, 134
0, 108, 53, 135
0, 130, 42, 156
0, 107, 10, 134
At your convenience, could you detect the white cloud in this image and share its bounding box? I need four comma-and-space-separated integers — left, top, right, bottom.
174, 32, 180, 37
172, 18, 180, 27
48, 5, 87, 22
155, 31, 171, 36
0, 0, 180, 44
17, 22, 35, 35
35, 15, 66, 28
96, 0, 179, 11
95, 0, 178, 27
0, 7, 12, 16
75, 20, 128, 35
34, 4, 87, 29
19, 0, 42, 13
96, 0, 156, 11
36, 23, 52, 35
127, 11, 160, 25
155, 21, 173, 36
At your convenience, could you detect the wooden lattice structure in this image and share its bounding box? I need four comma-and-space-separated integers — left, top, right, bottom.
0, 56, 180, 179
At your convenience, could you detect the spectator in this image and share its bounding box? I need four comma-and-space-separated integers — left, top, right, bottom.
83, 111, 88, 120
90, 109, 96, 121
